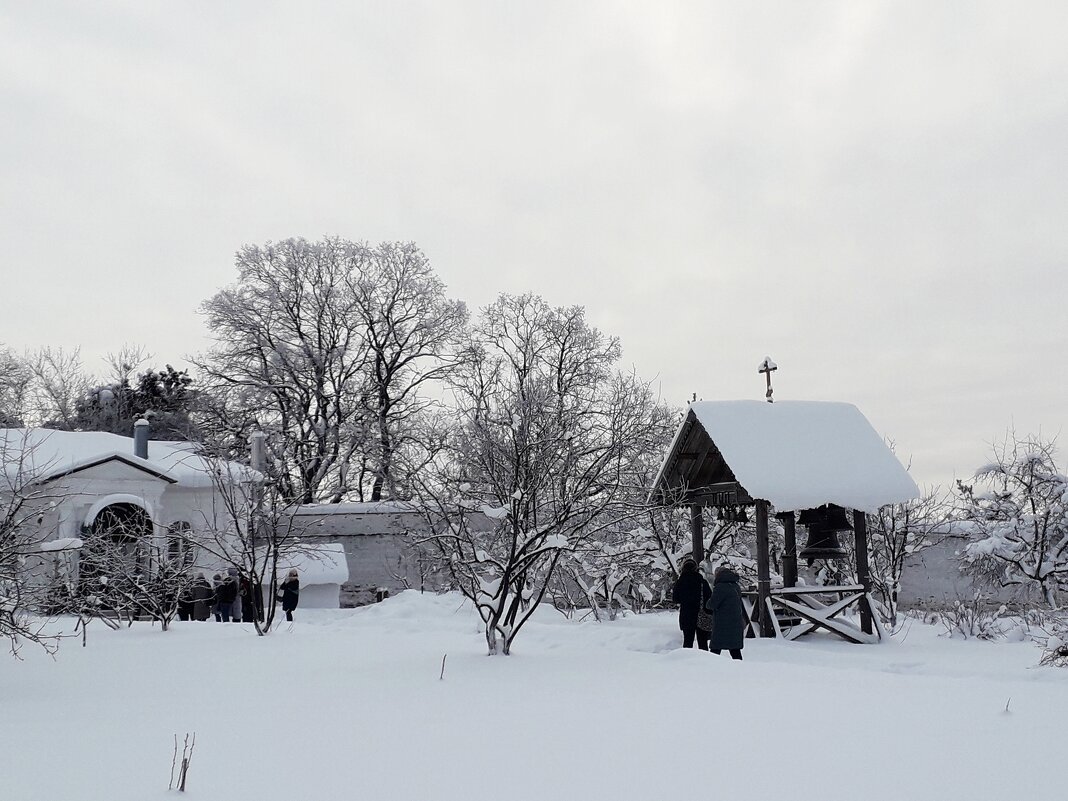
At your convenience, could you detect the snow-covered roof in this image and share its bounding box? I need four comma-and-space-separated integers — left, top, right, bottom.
290, 501, 416, 516
0, 428, 259, 488
653, 400, 919, 513
262, 542, 349, 586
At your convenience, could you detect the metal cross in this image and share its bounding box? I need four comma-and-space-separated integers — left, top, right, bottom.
758, 356, 777, 403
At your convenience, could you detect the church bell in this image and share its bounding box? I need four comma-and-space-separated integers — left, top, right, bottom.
797, 504, 851, 563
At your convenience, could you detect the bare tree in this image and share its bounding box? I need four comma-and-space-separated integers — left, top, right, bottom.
414, 294, 666, 655
552, 406, 688, 620
103, 344, 150, 390
196, 238, 466, 505
75, 347, 145, 435
347, 242, 468, 501
866, 482, 953, 627
0, 431, 67, 656
0, 344, 32, 426
957, 431, 1068, 609
25, 347, 90, 429
195, 238, 373, 504
556, 502, 757, 619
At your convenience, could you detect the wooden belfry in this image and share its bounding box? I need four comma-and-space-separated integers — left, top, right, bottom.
650, 383, 919, 643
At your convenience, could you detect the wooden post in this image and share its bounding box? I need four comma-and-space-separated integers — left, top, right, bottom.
780, 511, 798, 588
853, 509, 873, 635
755, 500, 773, 637
689, 505, 704, 564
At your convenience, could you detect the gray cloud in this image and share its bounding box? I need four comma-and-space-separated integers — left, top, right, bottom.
2, 1, 1066, 487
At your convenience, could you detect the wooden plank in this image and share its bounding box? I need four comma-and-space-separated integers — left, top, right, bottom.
741, 596, 761, 639
773, 597, 871, 644
780, 592, 865, 618
782, 618, 814, 641
770, 584, 865, 596
679, 481, 754, 507
766, 597, 785, 638
865, 593, 886, 642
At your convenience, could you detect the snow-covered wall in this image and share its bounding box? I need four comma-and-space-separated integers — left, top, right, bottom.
294, 584, 340, 609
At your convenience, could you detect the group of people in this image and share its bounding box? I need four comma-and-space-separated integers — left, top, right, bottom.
177, 569, 300, 623
672, 559, 745, 659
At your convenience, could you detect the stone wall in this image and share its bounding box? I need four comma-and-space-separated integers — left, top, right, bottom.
898, 536, 1039, 610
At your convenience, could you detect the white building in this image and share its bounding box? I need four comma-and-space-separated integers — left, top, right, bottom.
3, 423, 251, 547
2, 424, 355, 612
6, 422, 249, 525
1, 423, 258, 606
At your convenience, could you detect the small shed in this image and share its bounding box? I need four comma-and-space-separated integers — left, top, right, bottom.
285, 502, 424, 606
651, 400, 919, 642
263, 542, 349, 609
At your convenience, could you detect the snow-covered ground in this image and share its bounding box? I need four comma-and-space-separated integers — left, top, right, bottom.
2, 593, 1065, 801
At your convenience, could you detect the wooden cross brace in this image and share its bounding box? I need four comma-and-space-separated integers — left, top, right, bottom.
768, 589, 879, 644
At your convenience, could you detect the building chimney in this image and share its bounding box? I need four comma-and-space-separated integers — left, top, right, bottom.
133, 418, 150, 460
250, 430, 266, 473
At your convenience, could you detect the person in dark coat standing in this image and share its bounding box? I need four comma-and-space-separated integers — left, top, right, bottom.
239, 574, 264, 623
213, 571, 238, 622
176, 579, 195, 622
706, 566, 745, 660
671, 559, 712, 650
278, 569, 300, 622
191, 573, 214, 621
228, 567, 243, 623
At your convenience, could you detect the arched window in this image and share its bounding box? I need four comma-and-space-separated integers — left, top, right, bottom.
167, 522, 195, 566
80, 502, 153, 598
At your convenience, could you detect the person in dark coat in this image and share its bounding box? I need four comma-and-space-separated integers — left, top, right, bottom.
706, 566, 745, 660
671, 559, 712, 650
278, 569, 300, 622
214, 571, 238, 622
176, 579, 196, 622
228, 567, 243, 623
239, 575, 263, 623
191, 573, 214, 621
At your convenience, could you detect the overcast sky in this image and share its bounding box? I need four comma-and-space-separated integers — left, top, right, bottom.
2, 1, 1066, 488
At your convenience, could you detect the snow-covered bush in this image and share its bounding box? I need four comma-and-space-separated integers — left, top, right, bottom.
937, 593, 1008, 640
1027, 611, 1068, 666
957, 432, 1068, 609
551, 502, 765, 621
1040, 633, 1068, 667
553, 507, 688, 620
